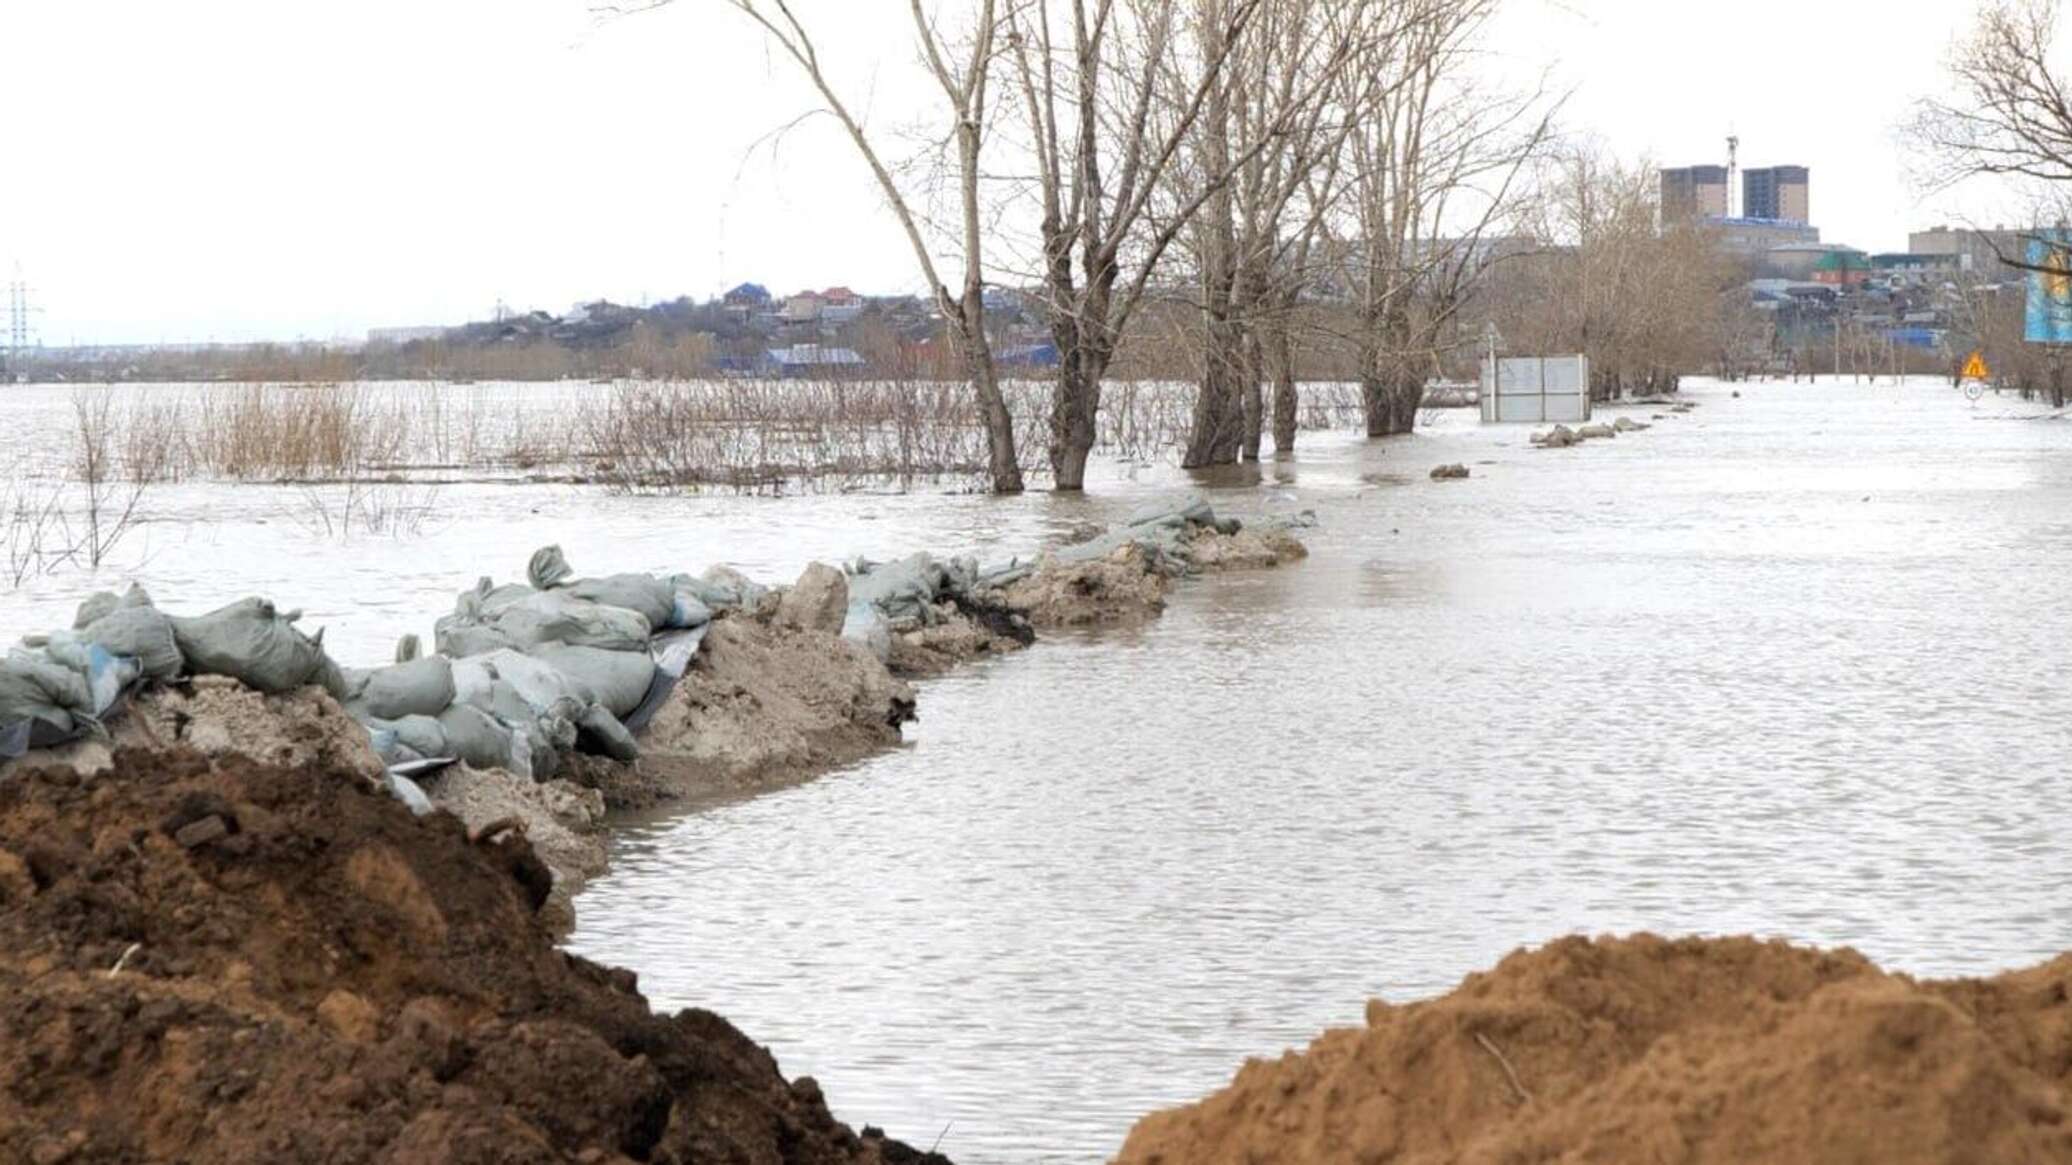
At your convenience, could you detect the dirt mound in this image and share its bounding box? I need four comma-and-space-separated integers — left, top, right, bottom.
1003, 544, 1170, 629
581, 610, 917, 809
886, 604, 1032, 679
1116, 934, 2072, 1165
0, 746, 944, 1164
418, 764, 608, 935
1182, 525, 1309, 571
19, 676, 383, 781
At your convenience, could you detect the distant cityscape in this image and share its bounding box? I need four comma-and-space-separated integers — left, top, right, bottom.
0, 138, 2040, 383
1659, 146, 2025, 357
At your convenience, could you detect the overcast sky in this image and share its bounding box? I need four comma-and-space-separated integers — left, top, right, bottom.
0, 0, 2039, 345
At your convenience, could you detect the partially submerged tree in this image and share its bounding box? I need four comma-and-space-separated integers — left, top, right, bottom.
1336, 0, 1551, 438
1479, 146, 1744, 398
714, 0, 1025, 492
1004, 0, 1240, 488
1189, 0, 1376, 465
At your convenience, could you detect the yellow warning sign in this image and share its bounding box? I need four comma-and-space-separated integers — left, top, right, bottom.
1962, 351, 1991, 381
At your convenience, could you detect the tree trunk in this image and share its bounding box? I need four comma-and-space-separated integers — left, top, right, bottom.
964, 337, 1023, 494
1049, 342, 1106, 492
1269, 316, 1298, 455
1240, 330, 1266, 462
1361, 304, 1421, 437
1185, 310, 1248, 467
956, 284, 1022, 494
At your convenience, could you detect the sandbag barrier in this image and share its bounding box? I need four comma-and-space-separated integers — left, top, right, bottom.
1, 494, 1311, 813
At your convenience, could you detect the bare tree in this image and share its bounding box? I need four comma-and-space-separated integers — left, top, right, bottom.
1002, 0, 1273, 489
1911, 0, 2072, 190
1173, 0, 1382, 467
1337, 0, 1550, 438
1489, 146, 1741, 399
1907, 0, 2072, 286
712, 0, 1026, 493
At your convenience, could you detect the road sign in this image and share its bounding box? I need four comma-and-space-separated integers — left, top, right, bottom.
1961, 351, 1991, 381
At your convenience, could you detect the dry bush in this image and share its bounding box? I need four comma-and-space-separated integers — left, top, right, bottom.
2, 476, 70, 587
289, 480, 446, 541
185, 384, 413, 479
574, 373, 1357, 494
576, 377, 1010, 493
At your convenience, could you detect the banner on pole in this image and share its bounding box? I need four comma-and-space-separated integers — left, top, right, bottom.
2024, 230, 2072, 344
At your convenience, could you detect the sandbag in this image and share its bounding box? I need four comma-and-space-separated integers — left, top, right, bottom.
370, 714, 448, 761
567, 574, 679, 629
77, 606, 184, 680
574, 704, 640, 763
434, 620, 517, 659
171, 598, 343, 696
849, 553, 961, 624
528, 545, 574, 591
0, 652, 90, 740
471, 649, 583, 716
72, 582, 155, 631
435, 704, 516, 771
450, 656, 538, 725
356, 656, 457, 721
840, 599, 892, 663
698, 565, 769, 610
526, 643, 655, 719
487, 592, 651, 652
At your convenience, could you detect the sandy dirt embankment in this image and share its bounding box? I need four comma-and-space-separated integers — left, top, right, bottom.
1116, 933, 2072, 1164
0, 744, 947, 1165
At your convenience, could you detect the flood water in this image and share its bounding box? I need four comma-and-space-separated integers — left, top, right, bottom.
565, 379, 2072, 1161
8, 377, 2070, 1160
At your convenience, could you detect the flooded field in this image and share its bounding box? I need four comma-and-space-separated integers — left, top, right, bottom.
562, 380, 2072, 1160
7, 376, 2070, 1160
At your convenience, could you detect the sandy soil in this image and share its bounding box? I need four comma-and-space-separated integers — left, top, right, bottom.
885, 604, 1032, 679
1001, 544, 1171, 629
418, 764, 608, 936
20, 677, 384, 781
1115, 933, 2072, 1164
576, 609, 917, 811
1183, 524, 1309, 571
0, 745, 945, 1164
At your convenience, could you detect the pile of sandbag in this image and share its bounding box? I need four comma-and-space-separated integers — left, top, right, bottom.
2, 585, 343, 760
360, 547, 763, 778
5, 496, 1309, 788
834, 495, 1303, 660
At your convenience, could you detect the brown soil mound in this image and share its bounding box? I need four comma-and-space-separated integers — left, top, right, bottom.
887, 606, 1030, 679
1116, 934, 2072, 1165
419, 764, 608, 935
0, 746, 942, 1165
18, 676, 384, 781
579, 610, 917, 810
1184, 525, 1308, 571
1003, 545, 1170, 629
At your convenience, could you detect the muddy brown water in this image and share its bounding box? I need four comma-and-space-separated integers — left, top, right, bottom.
566, 380, 2072, 1161
6, 378, 2069, 1160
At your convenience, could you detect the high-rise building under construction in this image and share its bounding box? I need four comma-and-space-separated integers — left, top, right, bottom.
1742, 165, 1809, 222
1659, 165, 1729, 223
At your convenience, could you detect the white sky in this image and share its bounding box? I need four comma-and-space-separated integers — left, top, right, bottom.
0, 0, 2039, 345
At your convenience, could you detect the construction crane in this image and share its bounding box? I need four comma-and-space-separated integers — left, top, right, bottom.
1726, 132, 1739, 219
